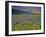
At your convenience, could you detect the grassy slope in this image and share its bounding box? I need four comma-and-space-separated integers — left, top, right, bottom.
12, 14, 41, 31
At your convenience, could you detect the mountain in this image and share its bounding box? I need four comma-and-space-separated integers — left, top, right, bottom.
12, 8, 32, 15
12, 6, 41, 15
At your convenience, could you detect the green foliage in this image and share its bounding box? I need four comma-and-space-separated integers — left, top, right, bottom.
12, 22, 41, 31
12, 14, 41, 31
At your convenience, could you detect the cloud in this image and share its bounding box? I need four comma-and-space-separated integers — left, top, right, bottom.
12, 6, 41, 14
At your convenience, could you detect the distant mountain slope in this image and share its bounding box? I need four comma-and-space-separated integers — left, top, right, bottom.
12, 6, 41, 15
12, 9, 32, 15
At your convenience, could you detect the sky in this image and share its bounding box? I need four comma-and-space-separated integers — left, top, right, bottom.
12, 6, 41, 15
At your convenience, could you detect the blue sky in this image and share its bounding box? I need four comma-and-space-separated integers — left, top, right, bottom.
12, 6, 41, 14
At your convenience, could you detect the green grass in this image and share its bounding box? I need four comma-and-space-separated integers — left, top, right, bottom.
12, 22, 41, 31
12, 14, 41, 31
